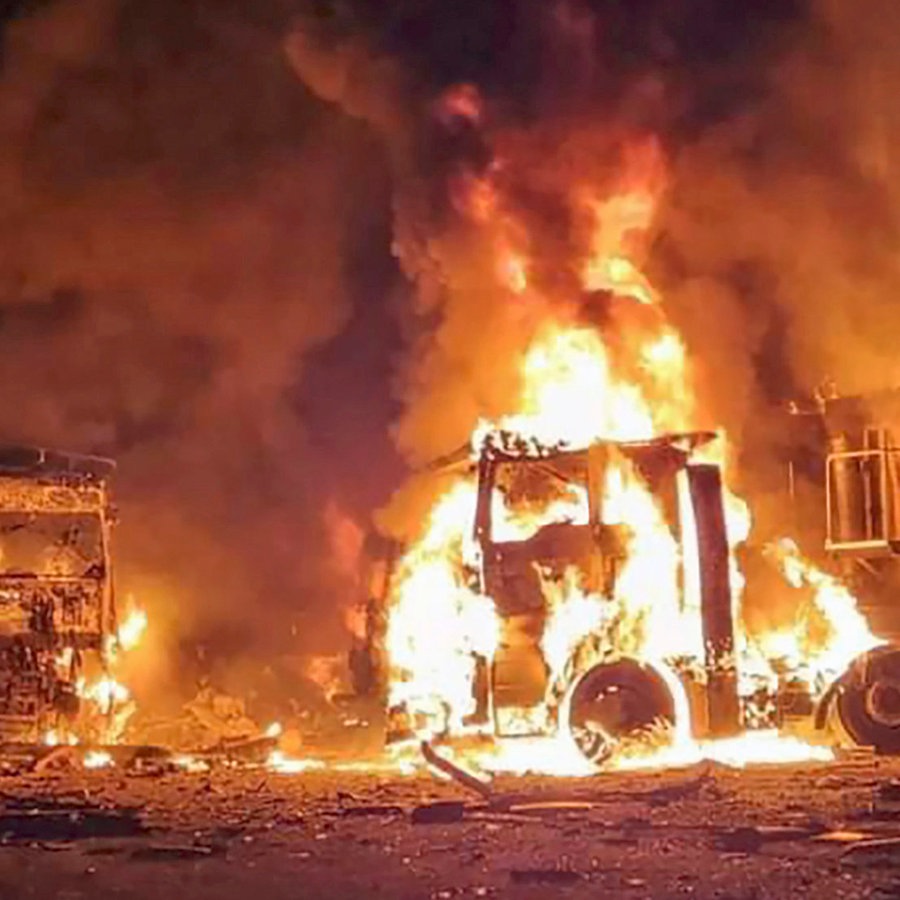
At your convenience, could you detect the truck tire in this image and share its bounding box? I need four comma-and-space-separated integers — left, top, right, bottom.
834, 645, 900, 754
564, 657, 676, 764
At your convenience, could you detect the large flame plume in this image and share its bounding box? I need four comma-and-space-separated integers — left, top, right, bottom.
380, 94, 879, 774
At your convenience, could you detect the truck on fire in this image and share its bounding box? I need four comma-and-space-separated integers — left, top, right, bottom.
353, 428, 752, 764
350, 406, 900, 765
780, 387, 900, 753
0, 445, 118, 742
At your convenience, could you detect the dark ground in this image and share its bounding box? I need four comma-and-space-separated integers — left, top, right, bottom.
2, 755, 900, 899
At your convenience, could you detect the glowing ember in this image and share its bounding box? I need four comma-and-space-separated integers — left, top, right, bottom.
83, 750, 113, 769
266, 750, 326, 774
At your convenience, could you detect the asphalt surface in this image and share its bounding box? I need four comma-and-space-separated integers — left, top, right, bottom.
2, 755, 900, 899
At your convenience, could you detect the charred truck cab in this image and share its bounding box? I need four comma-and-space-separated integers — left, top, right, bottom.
0, 446, 116, 741
470, 430, 740, 760
367, 429, 744, 763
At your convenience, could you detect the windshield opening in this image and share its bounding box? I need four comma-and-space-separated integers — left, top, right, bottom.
491, 455, 589, 543
0, 513, 104, 578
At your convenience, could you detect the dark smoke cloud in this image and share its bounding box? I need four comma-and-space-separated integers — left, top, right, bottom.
286, 1, 811, 511
660, 0, 900, 469
0, 0, 399, 696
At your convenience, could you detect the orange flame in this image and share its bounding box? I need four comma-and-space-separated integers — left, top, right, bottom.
384, 481, 498, 735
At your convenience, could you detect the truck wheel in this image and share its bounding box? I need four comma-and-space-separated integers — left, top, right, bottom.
835, 645, 900, 754
565, 658, 676, 764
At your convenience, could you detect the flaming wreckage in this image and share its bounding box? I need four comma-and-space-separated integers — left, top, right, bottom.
0, 445, 117, 743
459, 429, 737, 762
351, 393, 900, 769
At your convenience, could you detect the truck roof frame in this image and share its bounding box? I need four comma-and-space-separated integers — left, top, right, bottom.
0, 445, 115, 482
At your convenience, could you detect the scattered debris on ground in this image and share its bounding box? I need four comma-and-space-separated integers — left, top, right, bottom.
0, 758, 899, 897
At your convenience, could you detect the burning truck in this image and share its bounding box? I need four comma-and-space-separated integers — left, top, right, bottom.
334, 96, 892, 771
0, 445, 123, 743
494, 428, 738, 761
351, 415, 895, 770
466, 429, 741, 764
347, 311, 898, 773
776, 387, 900, 754
352, 422, 754, 768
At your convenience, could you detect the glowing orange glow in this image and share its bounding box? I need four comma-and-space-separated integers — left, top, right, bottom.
83, 750, 113, 769
112, 605, 148, 655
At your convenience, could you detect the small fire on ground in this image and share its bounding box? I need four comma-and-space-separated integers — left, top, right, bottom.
37, 605, 147, 768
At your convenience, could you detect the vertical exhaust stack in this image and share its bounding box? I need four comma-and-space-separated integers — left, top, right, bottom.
687, 463, 742, 738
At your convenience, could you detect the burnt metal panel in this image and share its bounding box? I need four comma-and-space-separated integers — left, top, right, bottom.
687, 463, 741, 738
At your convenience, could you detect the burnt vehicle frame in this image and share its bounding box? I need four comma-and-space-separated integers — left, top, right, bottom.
0, 445, 117, 740
364, 430, 746, 762
471, 431, 741, 756
783, 389, 900, 751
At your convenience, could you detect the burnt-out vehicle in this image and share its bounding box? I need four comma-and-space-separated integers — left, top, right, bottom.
359, 429, 745, 762
781, 388, 900, 751
0, 445, 117, 740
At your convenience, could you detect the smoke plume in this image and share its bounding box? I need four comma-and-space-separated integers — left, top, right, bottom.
0, 0, 398, 700
286, 0, 900, 643
286, 1, 807, 497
